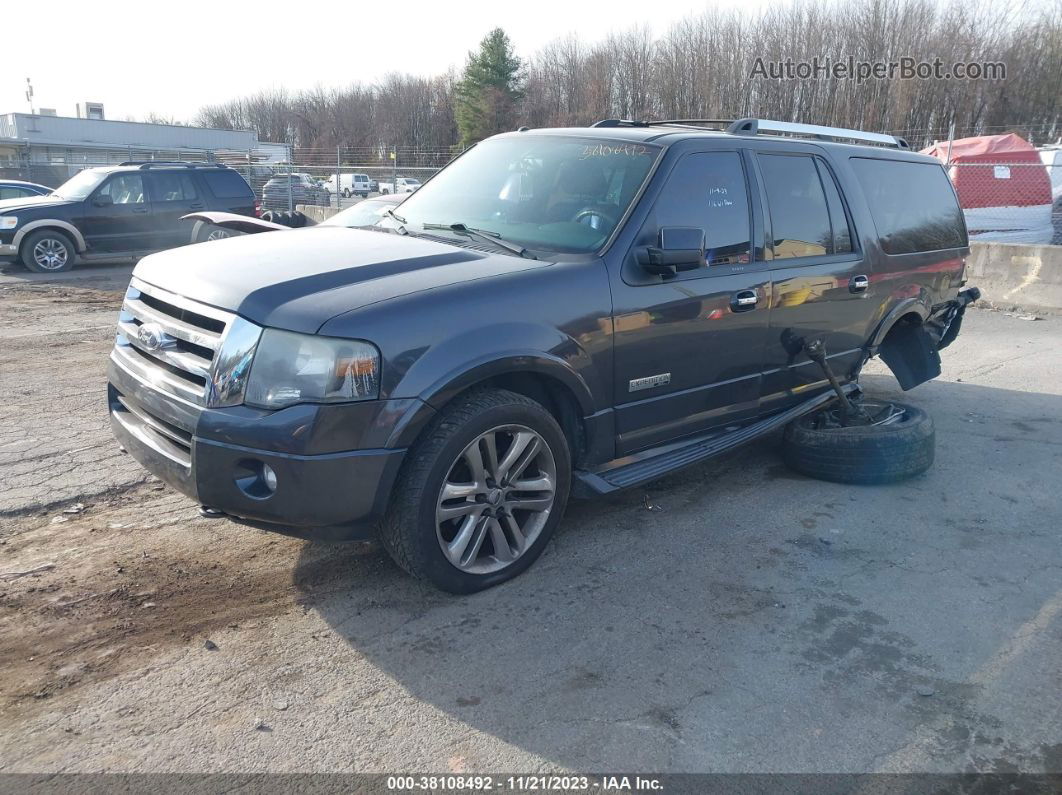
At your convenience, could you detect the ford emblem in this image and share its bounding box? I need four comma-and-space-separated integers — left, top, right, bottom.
137, 323, 172, 352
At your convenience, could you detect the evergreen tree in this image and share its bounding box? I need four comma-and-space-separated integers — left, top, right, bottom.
455, 29, 524, 149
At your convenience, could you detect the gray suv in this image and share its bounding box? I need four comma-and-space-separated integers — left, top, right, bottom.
108, 119, 977, 592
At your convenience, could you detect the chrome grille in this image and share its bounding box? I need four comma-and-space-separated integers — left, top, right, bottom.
112, 277, 260, 407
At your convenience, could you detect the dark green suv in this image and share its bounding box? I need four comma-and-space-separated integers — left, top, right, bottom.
0, 162, 256, 272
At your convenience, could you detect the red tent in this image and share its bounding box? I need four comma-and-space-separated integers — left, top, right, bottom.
921, 133, 1052, 209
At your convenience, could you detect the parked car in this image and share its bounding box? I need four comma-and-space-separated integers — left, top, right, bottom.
108, 119, 977, 593
0, 162, 256, 272
378, 177, 421, 194
324, 173, 373, 198
262, 173, 329, 209
0, 179, 52, 200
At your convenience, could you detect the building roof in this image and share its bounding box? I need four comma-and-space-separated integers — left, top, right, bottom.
0, 113, 258, 152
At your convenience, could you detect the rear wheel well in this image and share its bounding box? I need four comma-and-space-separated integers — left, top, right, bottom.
876, 312, 941, 390
434, 373, 587, 466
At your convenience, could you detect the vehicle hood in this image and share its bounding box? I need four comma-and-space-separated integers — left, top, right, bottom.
133, 226, 546, 334
0, 195, 73, 214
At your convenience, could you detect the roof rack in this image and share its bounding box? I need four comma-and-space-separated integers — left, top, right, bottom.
726, 118, 909, 149
118, 161, 226, 169
589, 117, 909, 149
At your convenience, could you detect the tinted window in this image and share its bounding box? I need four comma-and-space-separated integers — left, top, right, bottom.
759, 154, 831, 260
201, 170, 254, 199
98, 174, 145, 205
816, 160, 854, 254
149, 173, 198, 202
0, 187, 33, 200
851, 158, 967, 254
653, 152, 752, 266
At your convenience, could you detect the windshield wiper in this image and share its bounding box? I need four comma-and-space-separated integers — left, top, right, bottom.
422, 222, 536, 260
384, 208, 408, 234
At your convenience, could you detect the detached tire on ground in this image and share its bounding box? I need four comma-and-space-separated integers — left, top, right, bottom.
782, 401, 935, 485
380, 388, 571, 594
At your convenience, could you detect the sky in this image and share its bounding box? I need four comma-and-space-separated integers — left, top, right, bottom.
2, 0, 758, 124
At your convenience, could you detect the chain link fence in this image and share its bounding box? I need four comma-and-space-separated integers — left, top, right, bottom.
0, 144, 454, 213
948, 161, 1062, 245
232, 146, 456, 212
3, 137, 1060, 245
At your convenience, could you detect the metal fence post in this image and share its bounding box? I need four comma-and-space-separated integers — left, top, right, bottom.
336, 145, 341, 209
392, 144, 397, 195
287, 168, 293, 213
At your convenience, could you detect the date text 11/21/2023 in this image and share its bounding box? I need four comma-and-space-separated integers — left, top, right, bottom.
385, 775, 664, 791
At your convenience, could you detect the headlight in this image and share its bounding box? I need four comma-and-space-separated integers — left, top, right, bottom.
244, 329, 380, 409
0, 217, 17, 230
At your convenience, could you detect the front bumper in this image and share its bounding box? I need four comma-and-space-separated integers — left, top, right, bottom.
0, 241, 17, 260
108, 356, 420, 541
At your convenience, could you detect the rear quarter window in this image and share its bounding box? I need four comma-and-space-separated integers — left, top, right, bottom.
851, 158, 967, 254
201, 170, 254, 199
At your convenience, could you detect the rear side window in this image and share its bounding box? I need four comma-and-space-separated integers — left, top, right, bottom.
201, 170, 253, 199
816, 161, 854, 254
148, 172, 197, 202
654, 152, 752, 266
851, 158, 967, 254
758, 154, 832, 260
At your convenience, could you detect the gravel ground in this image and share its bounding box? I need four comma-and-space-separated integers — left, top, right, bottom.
0, 270, 1058, 774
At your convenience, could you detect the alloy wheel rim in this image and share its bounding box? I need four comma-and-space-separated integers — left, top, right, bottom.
436, 424, 557, 575
33, 238, 68, 270
206, 230, 230, 241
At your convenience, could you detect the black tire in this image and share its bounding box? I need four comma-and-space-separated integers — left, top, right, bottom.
782, 401, 934, 485
380, 389, 571, 594
21, 229, 77, 273
290, 211, 307, 228
342, 188, 351, 199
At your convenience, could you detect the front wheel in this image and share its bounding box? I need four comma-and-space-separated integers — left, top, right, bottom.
380, 389, 571, 593
22, 229, 76, 273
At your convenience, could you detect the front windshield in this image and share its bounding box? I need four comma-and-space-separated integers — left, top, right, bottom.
53, 169, 108, 201
388, 136, 660, 255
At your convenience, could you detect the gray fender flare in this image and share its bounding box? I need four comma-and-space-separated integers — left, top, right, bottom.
12, 219, 87, 253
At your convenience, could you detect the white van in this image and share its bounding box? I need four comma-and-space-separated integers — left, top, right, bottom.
324, 173, 372, 198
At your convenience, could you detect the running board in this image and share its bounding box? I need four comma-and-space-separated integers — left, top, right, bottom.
573, 384, 859, 496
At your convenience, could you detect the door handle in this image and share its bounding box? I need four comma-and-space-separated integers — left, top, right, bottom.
731, 290, 758, 311
849, 275, 869, 293
133, 206, 149, 214
188, 203, 204, 210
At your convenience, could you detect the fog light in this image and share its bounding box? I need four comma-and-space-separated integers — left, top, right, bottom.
234, 459, 278, 499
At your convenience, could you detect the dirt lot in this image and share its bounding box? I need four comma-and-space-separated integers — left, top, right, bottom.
0, 266, 1059, 773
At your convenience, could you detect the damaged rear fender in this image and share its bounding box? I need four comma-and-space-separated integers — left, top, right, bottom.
870, 288, 980, 390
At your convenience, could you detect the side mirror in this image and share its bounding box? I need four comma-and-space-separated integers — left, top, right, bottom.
92, 194, 113, 208
637, 227, 705, 276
